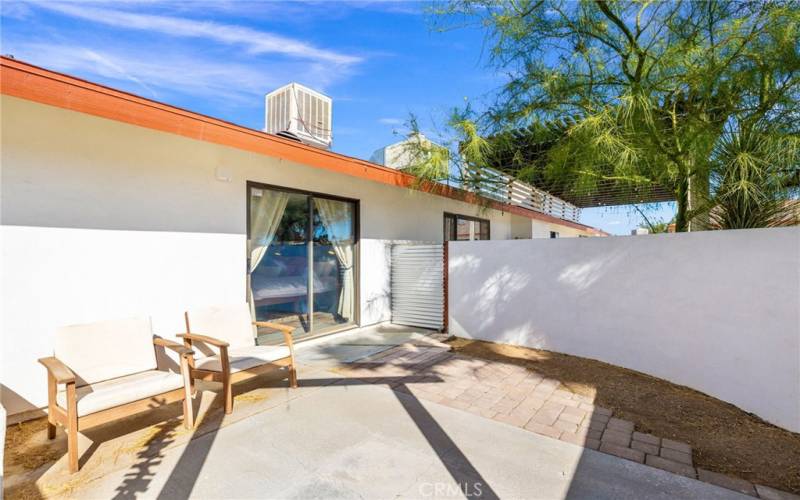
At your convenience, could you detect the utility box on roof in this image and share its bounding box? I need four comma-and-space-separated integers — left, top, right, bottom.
264, 83, 332, 150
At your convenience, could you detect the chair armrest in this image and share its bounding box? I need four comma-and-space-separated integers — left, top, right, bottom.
253, 322, 295, 351
253, 321, 294, 334
38, 356, 76, 384
153, 336, 194, 357
177, 333, 230, 348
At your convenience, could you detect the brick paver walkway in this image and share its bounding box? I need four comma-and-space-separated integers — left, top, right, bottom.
335, 343, 797, 500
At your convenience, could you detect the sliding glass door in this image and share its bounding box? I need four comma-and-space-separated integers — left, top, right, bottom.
312, 198, 356, 333
248, 183, 357, 344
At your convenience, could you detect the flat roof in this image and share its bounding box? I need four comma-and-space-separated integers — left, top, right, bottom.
0, 56, 604, 234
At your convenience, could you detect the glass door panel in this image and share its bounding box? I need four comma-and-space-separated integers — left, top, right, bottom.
312, 198, 356, 333
249, 188, 310, 345
456, 218, 471, 240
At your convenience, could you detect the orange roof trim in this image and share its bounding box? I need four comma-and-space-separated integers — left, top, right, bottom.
0, 56, 601, 233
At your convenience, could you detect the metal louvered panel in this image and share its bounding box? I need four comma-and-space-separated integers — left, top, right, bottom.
391, 244, 444, 330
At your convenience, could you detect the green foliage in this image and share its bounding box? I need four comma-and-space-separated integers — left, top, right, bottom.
701, 123, 800, 229
642, 221, 671, 233
400, 109, 508, 196
398, 118, 452, 182
637, 215, 672, 234
420, 0, 800, 231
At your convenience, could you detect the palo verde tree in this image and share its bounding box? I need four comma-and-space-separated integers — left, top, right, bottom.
422, 0, 800, 231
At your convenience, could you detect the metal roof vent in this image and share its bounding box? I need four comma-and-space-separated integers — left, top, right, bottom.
264, 83, 332, 150
275, 130, 302, 143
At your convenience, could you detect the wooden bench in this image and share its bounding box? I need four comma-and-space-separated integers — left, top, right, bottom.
39, 317, 194, 472
180, 303, 298, 414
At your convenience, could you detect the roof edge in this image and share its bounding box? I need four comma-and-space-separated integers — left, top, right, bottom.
0, 56, 601, 233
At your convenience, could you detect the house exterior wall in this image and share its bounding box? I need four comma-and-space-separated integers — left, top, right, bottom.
532, 221, 588, 238
510, 214, 534, 239
1, 96, 518, 241
448, 228, 800, 432
0, 95, 529, 416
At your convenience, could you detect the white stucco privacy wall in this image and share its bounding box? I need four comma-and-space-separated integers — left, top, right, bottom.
360, 239, 393, 326
448, 228, 800, 432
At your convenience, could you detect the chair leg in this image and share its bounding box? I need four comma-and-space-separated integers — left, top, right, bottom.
182, 396, 194, 429
289, 365, 298, 389
47, 374, 57, 439
220, 348, 233, 414
66, 383, 79, 473
223, 377, 233, 414
180, 357, 195, 429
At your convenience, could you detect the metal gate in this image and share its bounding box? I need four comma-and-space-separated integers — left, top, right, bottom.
391, 243, 444, 330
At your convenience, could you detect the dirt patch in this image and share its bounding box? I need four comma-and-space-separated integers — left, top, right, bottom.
4, 419, 63, 474
3, 418, 64, 499
4, 481, 43, 500
447, 337, 800, 494
234, 392, 268, 403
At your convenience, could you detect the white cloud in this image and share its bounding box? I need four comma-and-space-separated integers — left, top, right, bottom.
37, 2, 363, 66
9, 41, 347, 105
300, 1, 423, 15
80, 49, 159, 98
0, 1, 33, 20
164, 1, 424, 19
378, 117, 403, 125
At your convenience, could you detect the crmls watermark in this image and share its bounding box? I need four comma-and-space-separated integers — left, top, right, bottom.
418, 481, 484, 497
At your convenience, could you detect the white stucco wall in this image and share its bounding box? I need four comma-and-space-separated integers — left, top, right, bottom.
1, 95, 539, 416
531, 220, 588, 238
0, 96, 516, 241
448, 228, 800, 432
360, 239, 393, 326
510, 214, 533, 239
0, 226, 244, 414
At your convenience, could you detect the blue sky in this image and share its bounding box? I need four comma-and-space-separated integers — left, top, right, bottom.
1, 0, 674, 234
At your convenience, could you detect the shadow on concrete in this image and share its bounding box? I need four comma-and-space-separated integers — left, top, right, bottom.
112, 411, 183, 500
154, 393, 222, 500
144, 368, 498, 499
3, 396, 194, 500
390, 384, 498, 499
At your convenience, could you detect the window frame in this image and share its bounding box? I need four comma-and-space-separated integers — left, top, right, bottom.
246, 181, 361, 336
444, 212, 491, 241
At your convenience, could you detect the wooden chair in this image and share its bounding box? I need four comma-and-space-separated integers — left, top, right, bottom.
180, 303, 297, 414
38, 317, 195, 473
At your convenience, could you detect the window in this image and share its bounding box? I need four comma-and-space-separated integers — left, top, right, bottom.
444, 213, 490, 241
550, 231, 560, 239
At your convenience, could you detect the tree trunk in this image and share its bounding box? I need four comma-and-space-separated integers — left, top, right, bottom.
688, 169, 710, 231
675, 176, 690, 232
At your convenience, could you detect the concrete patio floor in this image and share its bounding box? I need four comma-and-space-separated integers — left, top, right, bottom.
71, 380, 745, 500
5, 324, 750, 499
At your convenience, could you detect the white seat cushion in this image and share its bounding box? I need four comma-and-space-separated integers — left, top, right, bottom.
57, 370, 184, 417
54, 317, 156, 386
193, 345, 291, 373
185, 303, 256, 350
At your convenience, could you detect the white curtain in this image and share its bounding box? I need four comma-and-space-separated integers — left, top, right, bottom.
248, 189, 289, 318
314, 198, 354, 321
249, 190, 289, 273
